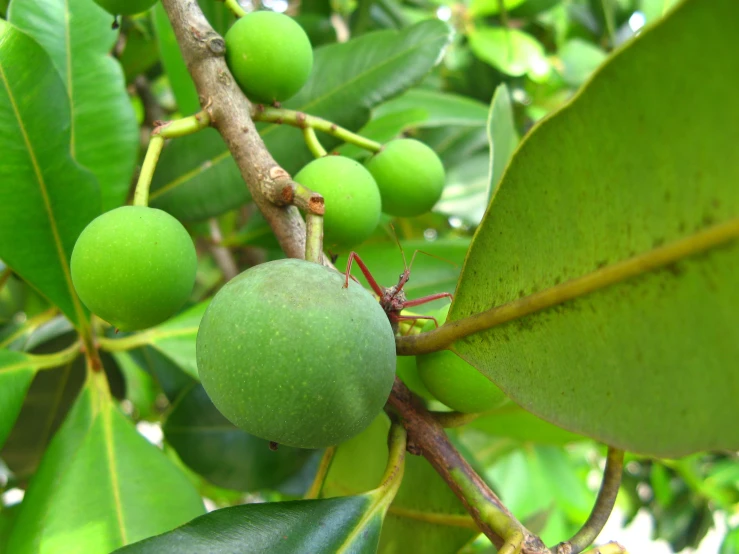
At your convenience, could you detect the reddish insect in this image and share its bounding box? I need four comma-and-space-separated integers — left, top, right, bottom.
342, 247, 453, 333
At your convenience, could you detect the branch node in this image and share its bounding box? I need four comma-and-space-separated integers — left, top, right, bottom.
308, 195, 325, 216
281, 185, 294, 204
208, 36, 226, 55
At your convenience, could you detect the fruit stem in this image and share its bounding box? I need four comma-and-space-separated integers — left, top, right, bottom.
302, 127, 327, 158
133, 111, 211, 207
223, 0, 247, 18
0, 307, 59, 349
551, 447, 624, 554
253, 107, 383, 154
305, 213, 324, 263
430, 410, 486, 428
303, 446, 337, 499
133, 135, 165, 207
580, 542, 629, 554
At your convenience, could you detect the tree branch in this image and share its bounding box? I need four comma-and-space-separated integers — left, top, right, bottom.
387, 378, 549, 554
160, 0, 328, 263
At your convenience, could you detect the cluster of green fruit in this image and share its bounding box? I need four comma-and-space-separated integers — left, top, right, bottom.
224, 11, 447, 250
70, 9, 491, 451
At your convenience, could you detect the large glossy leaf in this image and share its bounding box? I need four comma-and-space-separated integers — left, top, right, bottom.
116, 495, 383, 554
323, 415, 477, 553
0, 349, 36, 449
265, 20, 453, 174
465, 405, 585, 445
468, 28, 550, 81
9, 0, 138, 211
449, 0, 739, 457
163, 383, 314, 491
0, 20, 99, 326
486, 84, 519, 200
7, 376, 205, 553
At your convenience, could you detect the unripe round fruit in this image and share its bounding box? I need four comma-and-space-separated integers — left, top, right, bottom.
225, 11, 313, 104
71, 206, 197, 331
365, 139, 446, 217
416, 306, 508, 413
93, 0, 157, 16
196, 258, 396, 449
294, 156, 381, 250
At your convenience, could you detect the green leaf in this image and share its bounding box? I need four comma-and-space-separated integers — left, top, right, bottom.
557, 39, 608, 87
116, 495, 383, 553
0, 349, 36, 449
264, 20, 453, 174
450, 0, 739, 457
9, 0, 138, 211
487, 83, 519, 200
466, 405, 585, 445
112, 351, 158, 419
468, 28, 550, 81
145, 301, 208, 379
163, 383, 314, 491
722, 527, 739, 554
0, 20, 100, 326
334, 238, 469, 315
148, 130, 251, 222
7, 377, 205, 553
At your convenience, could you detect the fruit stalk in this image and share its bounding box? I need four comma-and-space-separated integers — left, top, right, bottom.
253, 107, 383, 154
387, 378, 548, 554
223, 0, 246, 18
133, 135, 164, 207
552, 447, 625, 554
303, 446, 337, 499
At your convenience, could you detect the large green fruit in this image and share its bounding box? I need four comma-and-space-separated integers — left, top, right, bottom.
416, 306, 508, 413
365, 138, 446, 217
294, 156, 381, 250
93, 0, 158, 16
71, 206, 197, 331
196, 258, 396, 449
225, 11, 313, 104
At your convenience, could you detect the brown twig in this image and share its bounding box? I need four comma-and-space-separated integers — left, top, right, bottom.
160, 0, 330, 265
387, 378, 548, 554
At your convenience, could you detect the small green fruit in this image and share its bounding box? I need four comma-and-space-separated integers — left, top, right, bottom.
225, 11, 313, 104
416, 306, 508, 413
294, 156, 381, 250
93, 0, 158, 16
196, 258, 396, 449
365, 138, 446, 217
71, 206, 197, 331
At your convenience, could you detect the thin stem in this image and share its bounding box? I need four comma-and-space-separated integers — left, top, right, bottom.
254, 107, 383, 154
601, 0, 616, 48
97, 331, 153, 352
156, 110, 211, 138
396, 217, 739, 355
387, 506, 478, 529
29, 339, 82, 371
375, 422, 407, 493
133, 135, 165, 207
0, 266, 11, 291
303, 126, 327, 158
304, 446, 337, 499
224, 0, 247, 18
553, 448, 624, 554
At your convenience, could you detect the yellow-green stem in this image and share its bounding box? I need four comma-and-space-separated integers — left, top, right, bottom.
304, 446, 337, 499
133, 135, 165, 207
303, 127, 328, 158
224, 0, 247, 18
254, 107, 382, 153
30, 339, 82, 371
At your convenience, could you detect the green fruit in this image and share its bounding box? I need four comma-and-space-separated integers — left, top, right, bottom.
93, 0, 158, 16
416, 306, 508, 413
225, 11, 313, 104
395, 355, 435, 401
71, 206, 197, 331
365, 138, 446, 217
294, 156, 381, 250
196, 258, 396, 449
